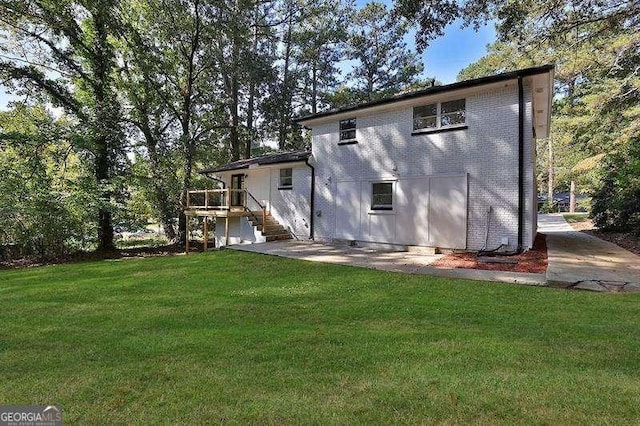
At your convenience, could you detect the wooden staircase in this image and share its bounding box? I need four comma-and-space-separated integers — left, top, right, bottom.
248, 211, 292, 242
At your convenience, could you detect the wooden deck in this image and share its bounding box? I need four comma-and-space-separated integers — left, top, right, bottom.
183, 208, 248, 217
184, 188, 267, 253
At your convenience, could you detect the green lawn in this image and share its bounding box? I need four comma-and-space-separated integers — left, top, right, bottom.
1, 251, 639, 424
563, 212, 590, 223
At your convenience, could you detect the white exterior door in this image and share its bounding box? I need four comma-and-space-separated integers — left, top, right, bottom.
335, 180, 361, 239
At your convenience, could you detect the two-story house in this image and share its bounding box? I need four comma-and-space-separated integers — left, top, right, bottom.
187, 64, 554, 252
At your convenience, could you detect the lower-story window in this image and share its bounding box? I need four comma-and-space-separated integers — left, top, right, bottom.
371, 182, 393, 210
279, 168, 293, 189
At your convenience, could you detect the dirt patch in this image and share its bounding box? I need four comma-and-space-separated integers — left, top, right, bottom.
431, 233, 548, 274
566, 218, 640, 256
568, 220, 595, 232
582, 230, 640, 256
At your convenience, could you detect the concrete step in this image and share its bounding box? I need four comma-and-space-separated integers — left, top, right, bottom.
249, 221, 281, 228
266, 234, 292, 242
248, 216, 279, 224
406, 246, 438, 255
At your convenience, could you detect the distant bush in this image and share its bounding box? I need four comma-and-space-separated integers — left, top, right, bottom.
116, 237, 169, 249
591, 138, 640, 234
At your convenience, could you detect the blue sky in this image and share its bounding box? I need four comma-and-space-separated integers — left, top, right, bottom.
419, 20, 496, 83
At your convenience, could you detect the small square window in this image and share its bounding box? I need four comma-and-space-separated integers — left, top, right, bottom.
339, 118, 356, 141
279, 168, 292, 189
372, 182, 393, 210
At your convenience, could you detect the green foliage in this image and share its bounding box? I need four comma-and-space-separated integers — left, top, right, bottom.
0, 0, 127, 251
455, 1, 640, 208
0, 104, 96, 259
591, 138, 640, 233
115, 236, 169, 248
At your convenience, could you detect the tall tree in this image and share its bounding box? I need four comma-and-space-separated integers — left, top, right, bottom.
455, 1, 639, 198
0, 0, 125, 251
116, 5, 181, 240
345, 1, 423, 103
295, 0, 347, 115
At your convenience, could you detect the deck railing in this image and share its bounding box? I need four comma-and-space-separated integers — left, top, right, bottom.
186, 188, 267, 232
186, 188, 244, 210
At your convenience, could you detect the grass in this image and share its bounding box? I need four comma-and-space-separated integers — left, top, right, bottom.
1, 251, 640, 424
563, 212, 590, 223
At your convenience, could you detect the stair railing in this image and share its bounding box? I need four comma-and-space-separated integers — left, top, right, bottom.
244, 189, 267, 233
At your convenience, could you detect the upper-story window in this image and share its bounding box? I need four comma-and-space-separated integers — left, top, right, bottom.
339, 118, 356, 141
279, 168, 293, 189
413, 99, 466, 131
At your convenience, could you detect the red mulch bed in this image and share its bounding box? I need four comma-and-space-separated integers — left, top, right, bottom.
430, 233, 548, 274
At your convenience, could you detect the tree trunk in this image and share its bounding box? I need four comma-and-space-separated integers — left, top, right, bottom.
229, 0, 242, 161
311, 63, 318, 114
144, 130, 177, 241
278, 13, 293, 150
178, 130, 193, 245
177, 0, 201, 245
569, 180, 576, 213
230, 78, 240, 160
547, 137, 554, 208
93, 9, 116, 252
245, 8, 259, 159
96, 143, 115, 252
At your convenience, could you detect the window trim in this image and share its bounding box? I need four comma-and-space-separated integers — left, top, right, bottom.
371, 181, 393, 211
339, 117, 357, 142
413, 98, 466, 133
278, 167, 293, 190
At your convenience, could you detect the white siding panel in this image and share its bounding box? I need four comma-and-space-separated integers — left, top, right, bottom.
335, 181, 361, 239
428, 175, 468, 249
396, 177, 430, 245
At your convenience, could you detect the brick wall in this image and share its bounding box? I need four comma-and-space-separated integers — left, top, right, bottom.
310, 82, 536, 251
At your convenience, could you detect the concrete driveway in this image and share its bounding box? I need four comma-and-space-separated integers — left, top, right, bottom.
539, 214, 640, 291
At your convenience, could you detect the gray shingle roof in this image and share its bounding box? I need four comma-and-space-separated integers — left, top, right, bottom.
199, 151, 311, 174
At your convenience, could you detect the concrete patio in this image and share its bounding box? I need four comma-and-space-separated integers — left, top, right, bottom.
229, 240, 547, 286
229, 215, 640, 292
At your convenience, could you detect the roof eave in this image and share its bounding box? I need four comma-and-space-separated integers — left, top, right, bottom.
296, 64, 555, 126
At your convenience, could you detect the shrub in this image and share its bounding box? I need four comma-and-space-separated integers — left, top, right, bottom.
591, 138, 640, 234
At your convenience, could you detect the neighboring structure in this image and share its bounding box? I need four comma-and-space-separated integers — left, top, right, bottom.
188, 65, 554, 252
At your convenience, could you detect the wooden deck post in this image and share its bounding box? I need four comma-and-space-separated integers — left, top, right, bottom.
262, 207, 266, 233
185, 214, 190, 254
203, 217, 209, 251
225, 216, 230, 246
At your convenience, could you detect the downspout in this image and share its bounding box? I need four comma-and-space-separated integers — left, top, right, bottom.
517, 76, 525, 251
203, 172, 226, 189
304, 157, 315, 240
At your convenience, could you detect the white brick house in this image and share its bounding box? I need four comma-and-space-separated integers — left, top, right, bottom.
193, 65, 553, 251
